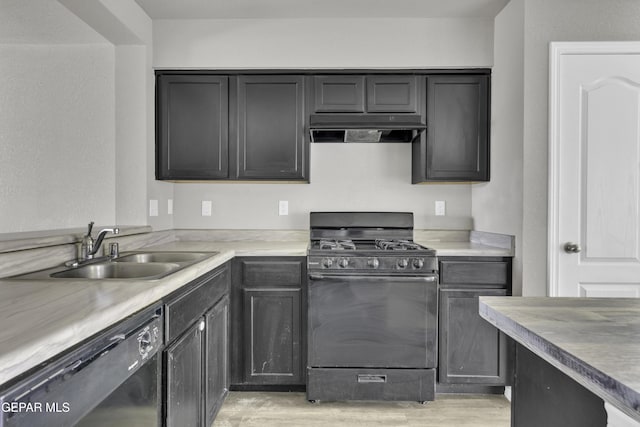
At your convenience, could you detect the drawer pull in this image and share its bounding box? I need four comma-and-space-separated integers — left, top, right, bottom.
357, 374, 387, 383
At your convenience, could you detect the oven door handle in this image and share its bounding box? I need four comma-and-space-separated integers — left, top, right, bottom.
309, 273, 437, 282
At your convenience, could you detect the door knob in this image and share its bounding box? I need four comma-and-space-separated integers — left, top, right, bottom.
564, 242, 581, 253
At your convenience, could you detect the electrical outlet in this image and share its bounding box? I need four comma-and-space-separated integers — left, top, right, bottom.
201, 200, 212, 217
279, 200, 289, 216
149, 199, 158, 217
167, 199, 173, 215
435, 200, 446, 216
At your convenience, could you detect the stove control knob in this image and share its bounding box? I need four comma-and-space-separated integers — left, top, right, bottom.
367, 258, 379, 269
338, 258, 349, 268
397, 258, 409, 269
322, 258, 333, 268
413, 258, 424, 269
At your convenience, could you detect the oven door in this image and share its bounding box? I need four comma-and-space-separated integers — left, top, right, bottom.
308, 273, 438, 369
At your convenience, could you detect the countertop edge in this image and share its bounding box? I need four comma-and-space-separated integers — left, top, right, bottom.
479, 297, 640, 423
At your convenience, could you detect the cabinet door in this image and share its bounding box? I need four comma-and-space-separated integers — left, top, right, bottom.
414, 75, 489, 182
233, 76, 307, 180
204, 296, 229, 427
156, 75, 228, 180
313, 75, 365, 112
165, 320, 203, 427
242, 288, 302, 384
439, 288, 507, 385
366, 75, 418, 113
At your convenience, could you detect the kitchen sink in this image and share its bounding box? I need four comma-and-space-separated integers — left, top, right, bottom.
8, 251, 219, 281
50, 262, 180, 280
114, 252, 213, 264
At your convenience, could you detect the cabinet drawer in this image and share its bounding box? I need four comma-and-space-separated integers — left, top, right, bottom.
440, 260, 509, 286
240, 260, 302, 287
307, 368, 435, 402
166, 265, 229, 343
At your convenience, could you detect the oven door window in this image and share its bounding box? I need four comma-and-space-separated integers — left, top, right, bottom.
308, 275, 437, 368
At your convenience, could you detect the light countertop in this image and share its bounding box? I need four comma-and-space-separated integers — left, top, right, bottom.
0, 240, 307, 386
479, 296, 640, 423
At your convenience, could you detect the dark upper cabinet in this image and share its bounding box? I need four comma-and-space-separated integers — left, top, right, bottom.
314, 76, 365, 112
230, 257, 307, 388
437, 257, 512, 392
156, 75, 229, 180
412, 75, 490, 183
231, 76, 308, 181
156, 73, 308, 182
313, 75, 418, 113
366, 75, 418, 113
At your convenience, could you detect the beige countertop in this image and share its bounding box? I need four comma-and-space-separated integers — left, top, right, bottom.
0, 240, 307, 386
480, 296, 640, 423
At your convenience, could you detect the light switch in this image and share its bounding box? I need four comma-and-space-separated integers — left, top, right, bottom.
279, 200, 289, 216
435, 200, 446, 216
149, 199, 158, 217
202, 200, 212, 217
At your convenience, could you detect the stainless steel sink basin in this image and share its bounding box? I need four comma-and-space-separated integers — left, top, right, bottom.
114, 251, 214, 264
8, 251, 218, 281
50, 262, 180, 280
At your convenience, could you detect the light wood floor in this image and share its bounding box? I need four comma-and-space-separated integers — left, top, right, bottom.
213, 392, 510, 426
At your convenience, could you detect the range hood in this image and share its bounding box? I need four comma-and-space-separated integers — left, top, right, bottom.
309, 114, 426, 143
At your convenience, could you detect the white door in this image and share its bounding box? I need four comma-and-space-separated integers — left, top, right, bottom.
549, 42, 640, 298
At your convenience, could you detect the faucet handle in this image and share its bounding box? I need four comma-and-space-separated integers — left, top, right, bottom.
87, 221, 94, 236
109, 242, 120, 258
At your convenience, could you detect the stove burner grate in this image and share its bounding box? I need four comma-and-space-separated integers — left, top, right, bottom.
319, 239, 357, 251
375, 239, 422, 251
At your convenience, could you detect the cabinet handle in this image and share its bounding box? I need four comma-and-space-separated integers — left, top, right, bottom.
357, 374, 387, 383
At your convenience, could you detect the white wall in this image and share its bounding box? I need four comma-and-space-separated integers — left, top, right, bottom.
473, 0, 524, 295
153, 18, 494, 69
0, 44, 116, 233
153, 17, 494, 229
520, 0, 640, 296
174, 144, 472, 229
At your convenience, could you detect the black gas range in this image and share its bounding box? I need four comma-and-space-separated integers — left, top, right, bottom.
306, 212, 438, 404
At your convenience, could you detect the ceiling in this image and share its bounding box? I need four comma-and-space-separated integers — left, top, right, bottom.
134, 0, 510, 20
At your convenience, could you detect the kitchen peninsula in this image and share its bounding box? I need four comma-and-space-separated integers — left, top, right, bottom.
479, 297, 640, 427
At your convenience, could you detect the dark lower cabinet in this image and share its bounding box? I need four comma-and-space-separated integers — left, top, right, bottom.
163, 263, 230, 427
165, 321, 203, 427
437, 257, 512, 393
413, 74, 490, 183
204, 296, 229, 427
243, 288, 301, 384
439, 288, 508, 385
231, 257, 307, 389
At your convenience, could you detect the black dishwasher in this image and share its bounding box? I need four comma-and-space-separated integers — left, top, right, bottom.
0, 303, 163, 427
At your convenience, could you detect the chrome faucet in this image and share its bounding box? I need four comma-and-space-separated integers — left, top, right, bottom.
80, 222, 120, 261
